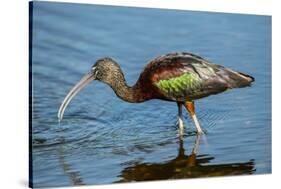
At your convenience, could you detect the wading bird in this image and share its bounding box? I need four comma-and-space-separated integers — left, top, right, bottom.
58, 52, 254, 134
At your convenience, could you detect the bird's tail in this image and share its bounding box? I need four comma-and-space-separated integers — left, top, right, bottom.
222, 68, 255, 89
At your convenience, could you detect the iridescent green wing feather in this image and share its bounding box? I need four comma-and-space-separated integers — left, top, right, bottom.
154, 71, 203, 100
156, 72, 201, 93
146, 53, 232, 101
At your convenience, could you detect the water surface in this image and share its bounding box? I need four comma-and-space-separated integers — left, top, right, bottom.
30, 1, 271, 187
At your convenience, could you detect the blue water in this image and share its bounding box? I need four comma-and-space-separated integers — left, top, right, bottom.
30, 1, 271, 188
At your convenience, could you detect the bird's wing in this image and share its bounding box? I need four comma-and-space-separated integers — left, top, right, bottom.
146, 53, 229, 101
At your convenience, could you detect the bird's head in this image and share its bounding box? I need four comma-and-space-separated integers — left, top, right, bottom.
58, 57, 123, 121
92, 57, 124, 84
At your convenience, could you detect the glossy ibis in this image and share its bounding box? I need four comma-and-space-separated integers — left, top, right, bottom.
58, 52, 254, 134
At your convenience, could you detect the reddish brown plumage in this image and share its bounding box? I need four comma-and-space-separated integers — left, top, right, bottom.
132, 52, 254, 103
134, 53, 202, 101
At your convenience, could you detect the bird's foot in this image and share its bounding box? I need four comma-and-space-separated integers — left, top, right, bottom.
196, 128, 205, 134
178, 128, 184, 137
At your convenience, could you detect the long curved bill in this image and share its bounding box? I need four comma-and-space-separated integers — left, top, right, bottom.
58, 70, 96, 122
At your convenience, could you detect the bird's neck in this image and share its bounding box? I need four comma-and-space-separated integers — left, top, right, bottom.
103, 69, 147, 103
112, 82, 141, 103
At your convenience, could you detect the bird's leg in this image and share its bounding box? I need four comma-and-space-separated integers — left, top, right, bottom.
192, 133, 201, 155
187, 133, 201, 167
177, 102, 184, 136
184, 101, 203, 134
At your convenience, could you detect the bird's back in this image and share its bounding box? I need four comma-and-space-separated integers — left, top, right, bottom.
137, 52, 254, 102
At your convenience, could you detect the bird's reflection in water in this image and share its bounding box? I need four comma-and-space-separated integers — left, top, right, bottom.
117, 134, 255, 182
57, 139, 85, 186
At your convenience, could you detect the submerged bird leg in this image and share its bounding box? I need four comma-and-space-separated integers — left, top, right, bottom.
184, 101, 203, 134
192, 133, 201, 155
177, 102, 184, 135
187, 133, 201, 166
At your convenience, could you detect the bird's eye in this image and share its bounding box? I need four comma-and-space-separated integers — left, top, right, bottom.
94, 70, 99, 77
92, 67, 100, 79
